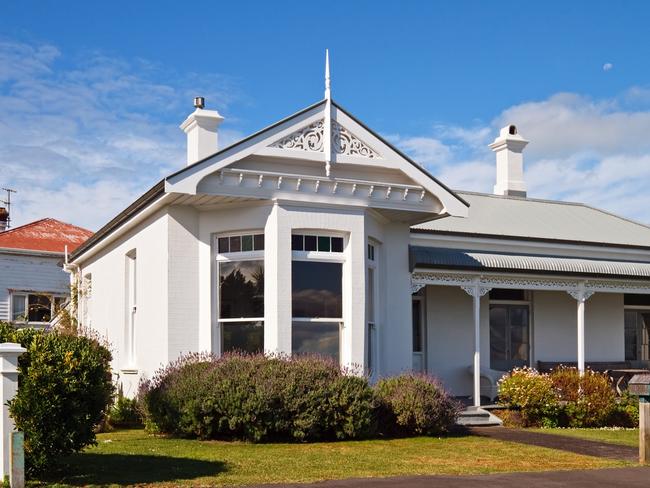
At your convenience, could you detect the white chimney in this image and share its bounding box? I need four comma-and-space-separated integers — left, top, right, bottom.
179, 97, 224, 165
489, 124, 529, 197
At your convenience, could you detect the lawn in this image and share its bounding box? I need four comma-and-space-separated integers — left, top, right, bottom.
531, 428, 639, 447
33, 429, 629, 487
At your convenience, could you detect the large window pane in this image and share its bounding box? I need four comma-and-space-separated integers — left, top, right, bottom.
219, 260, 264, 318
292, 261, 342, 318
625, 311, 638, 360
222, 321, 263, 354
641, 313, 650, 361
412, 300, 422, 352
490, 304, 529, 370
292, 321, 339, 361
12, 295, 25, 321
28, 294, 52, 322
489, 306, 507, 367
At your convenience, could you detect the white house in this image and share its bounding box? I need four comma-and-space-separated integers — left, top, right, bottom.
0, 217, 92, 326
68, 76, 650, 405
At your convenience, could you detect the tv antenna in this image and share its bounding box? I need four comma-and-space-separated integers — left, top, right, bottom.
1, 188, 16, 229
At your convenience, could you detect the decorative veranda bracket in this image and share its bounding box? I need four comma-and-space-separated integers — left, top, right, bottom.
410, 270, 650, 296
461, 285, 492, 297
567, 289, 595, 302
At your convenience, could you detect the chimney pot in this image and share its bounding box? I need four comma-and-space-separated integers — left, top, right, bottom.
489, 124, 529, 198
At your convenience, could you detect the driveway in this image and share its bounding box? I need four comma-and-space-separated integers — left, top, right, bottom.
255, 467, 650, 488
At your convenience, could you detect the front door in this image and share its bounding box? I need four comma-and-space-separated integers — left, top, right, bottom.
489, 304, 530, 371
412, 296, 426, 372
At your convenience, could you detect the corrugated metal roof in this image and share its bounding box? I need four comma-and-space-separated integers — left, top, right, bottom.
413, 191, 650, 248
410, 246, 650, 278
0, 218, 93, 253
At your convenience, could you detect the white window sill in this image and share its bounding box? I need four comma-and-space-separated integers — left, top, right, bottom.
120, 367, 139, 375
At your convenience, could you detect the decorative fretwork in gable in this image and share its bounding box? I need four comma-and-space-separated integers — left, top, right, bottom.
270, 120, 324, 152
332, 121, 379, 159
269, 120, 379, 159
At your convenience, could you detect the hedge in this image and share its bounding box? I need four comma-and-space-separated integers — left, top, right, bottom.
139, 353, 460, 442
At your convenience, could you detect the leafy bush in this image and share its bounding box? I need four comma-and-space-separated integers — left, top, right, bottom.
374, 373, 460, 436
107, 389, 142, 428
498, 367, 558, 427
549, 366, 616, 427
139, 353, 376, 442
606, 391, 639, 427
0, 322, 113, 474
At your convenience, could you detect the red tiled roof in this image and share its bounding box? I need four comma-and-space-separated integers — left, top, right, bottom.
0, 218, 93, 253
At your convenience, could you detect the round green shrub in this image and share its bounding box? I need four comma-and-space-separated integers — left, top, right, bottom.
374, 373, 460, 437
0, 322, 114, 475
498, 367, 558, 427
139, 353, 376, 442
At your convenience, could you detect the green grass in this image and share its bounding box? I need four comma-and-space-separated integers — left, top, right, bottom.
32, 429, 630, 487
531, 428, 639, 447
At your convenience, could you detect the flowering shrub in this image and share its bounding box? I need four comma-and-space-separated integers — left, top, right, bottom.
374, 373, 460, 436
497, 367, 558, 427
139, 353, 376, 442
549, 366, 616, 427
498, 366, 628, 428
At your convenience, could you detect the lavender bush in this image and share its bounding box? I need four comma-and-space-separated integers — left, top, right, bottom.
374, 373, 461, 436
138, 353, 375, 442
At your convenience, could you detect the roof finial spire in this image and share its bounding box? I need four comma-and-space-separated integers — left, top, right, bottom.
323, 49, 332, 177
324, 49, 331, 100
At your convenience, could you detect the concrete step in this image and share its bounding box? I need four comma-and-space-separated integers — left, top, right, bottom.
456, 407, 503, 427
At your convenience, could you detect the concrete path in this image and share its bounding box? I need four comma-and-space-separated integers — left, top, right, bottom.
252, 467, 650, 487
469, 427, 638, 461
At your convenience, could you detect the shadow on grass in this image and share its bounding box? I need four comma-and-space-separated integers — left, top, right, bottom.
36, 453, 226, 486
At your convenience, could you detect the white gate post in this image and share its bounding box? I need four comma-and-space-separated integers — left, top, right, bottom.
0, 343, 26, 483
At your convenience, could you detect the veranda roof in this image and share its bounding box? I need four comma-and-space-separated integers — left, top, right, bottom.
409, 246, 650, 280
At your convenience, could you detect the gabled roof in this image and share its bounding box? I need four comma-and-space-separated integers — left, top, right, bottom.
0, 218, 93, 253
71, 99, 468, 262
413, 191, 650, 249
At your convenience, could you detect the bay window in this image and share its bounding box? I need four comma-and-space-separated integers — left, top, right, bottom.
217, 233, 264, 354
291, 234, 344, 361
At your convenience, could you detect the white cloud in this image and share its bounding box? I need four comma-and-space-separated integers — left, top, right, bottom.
603, 63, 614, 72
393, 89, 650, 224
0, 39, 243, 230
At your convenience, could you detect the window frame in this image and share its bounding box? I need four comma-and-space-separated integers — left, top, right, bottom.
215, 231, 265, 355
10, 291, 67, 325
366, 240, 379, 375
624, 306, 650, 361
291, 232, 346, 361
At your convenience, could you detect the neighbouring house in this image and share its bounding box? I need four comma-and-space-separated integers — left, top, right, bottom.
0, 216, 93, 326
68, 85, 650, 403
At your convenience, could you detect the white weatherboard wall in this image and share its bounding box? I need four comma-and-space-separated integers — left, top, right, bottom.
76, 210, 169, 396
0, 252, 69, 321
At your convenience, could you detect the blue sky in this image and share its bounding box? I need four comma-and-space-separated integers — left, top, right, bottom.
2, 1, 650, 229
